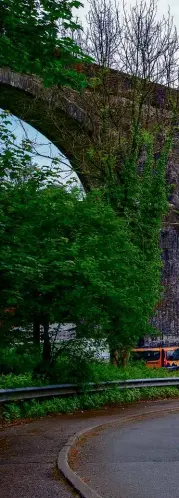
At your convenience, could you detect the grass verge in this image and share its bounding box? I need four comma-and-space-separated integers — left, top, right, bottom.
1, 386, 179, 423
1, 362, 179, 390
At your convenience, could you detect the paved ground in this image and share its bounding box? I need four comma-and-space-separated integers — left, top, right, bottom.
1, 400, 179, 498
73, 403, 179, 498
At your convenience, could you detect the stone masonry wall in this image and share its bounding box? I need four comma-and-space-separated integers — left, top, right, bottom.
151, 132, 179, 341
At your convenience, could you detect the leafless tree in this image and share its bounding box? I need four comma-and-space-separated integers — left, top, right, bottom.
81, 0, 178, 88
120, 0, 179, 88
84, 0, 122, 67
26, 0, 179, 191
76, 0, 179, 153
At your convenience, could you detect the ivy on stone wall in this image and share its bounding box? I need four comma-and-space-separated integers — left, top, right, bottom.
89, 122, 172, 355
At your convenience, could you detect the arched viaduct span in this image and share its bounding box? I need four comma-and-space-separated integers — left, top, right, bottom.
0, 67, 95, 189
0, 66, 179, 341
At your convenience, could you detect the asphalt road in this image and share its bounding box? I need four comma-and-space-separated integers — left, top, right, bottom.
73, 407, 179, 498
1, 400, 179, 498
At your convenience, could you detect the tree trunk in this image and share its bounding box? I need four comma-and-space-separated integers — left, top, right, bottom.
33, 319, 40, 347
110, 347, 130, 367
110, 349, 119, 366
42, 320, 51, 362
120, 348, 130, 367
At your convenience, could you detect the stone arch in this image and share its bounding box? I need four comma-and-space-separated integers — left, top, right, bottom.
0, 68, 94, 189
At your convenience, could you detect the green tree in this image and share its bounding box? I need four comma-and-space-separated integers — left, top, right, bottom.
0, 0, 90, 89
0, 113, 160, 366
0, 111, 170, 368
67, 183, 168, 365
1, 173, 159, 364
0, 115, 76, 357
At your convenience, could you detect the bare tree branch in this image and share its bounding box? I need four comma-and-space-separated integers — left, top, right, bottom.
120, 0, 179, 87
84, 0, 122, 68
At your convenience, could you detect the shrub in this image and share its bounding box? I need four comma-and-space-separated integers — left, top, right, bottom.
1, 360, 179, 390
0, 346, 41, 375
2, 386, 179, 423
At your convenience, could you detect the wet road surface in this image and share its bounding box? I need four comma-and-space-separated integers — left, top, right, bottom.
73, 407, 179, 498
1, 400, 179, 498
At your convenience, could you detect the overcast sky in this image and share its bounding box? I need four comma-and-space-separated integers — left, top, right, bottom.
77, 0, 179, 27
5, 0, 179, 185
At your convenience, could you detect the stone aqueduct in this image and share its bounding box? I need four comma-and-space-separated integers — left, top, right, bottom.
1, 65, 179, 341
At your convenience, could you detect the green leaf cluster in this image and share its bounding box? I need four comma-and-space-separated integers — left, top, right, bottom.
0, 0, 91, 89
0, 112, 162, 353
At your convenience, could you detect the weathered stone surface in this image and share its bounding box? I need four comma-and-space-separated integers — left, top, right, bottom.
152, 227, 179, 338
0, 66, 179, 339
153, 133, 179, 339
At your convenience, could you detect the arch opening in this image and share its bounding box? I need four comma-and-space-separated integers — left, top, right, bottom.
0, 69, 93, 190
0, 110, 81, 188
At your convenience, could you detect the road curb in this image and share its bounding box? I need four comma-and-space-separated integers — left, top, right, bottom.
57, 405, 179, 498
58, 423, 103, 498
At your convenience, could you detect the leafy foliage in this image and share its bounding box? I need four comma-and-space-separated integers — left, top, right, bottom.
0, 1, 174, 366
1, 361, 179, 389
0, 0, 91, 88
0, 174, 161, 351
88, 127, 170, 356
2, 385, 179, 422
0, 109, 170, 363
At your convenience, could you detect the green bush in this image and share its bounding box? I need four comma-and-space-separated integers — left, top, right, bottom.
88, 361, 179, 382
2, 386, 179, 423
0, 346, 41, 376
1, 360, 179, 390
3, 402, 22, 422
0, 373, 46, 389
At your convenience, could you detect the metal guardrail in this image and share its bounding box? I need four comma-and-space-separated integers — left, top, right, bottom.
1, 376, 179, 403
